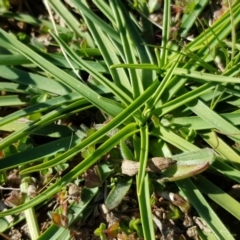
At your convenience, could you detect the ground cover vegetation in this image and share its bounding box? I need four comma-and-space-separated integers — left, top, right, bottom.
0, 0, 240, 239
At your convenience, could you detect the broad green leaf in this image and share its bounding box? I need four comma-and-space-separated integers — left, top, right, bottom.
105, 178, 132, 210
161, 148, 215, 182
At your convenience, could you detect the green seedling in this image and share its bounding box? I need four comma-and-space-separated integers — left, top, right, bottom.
119, 217, 143, 238
167, 203, 182, 220
107, 177, 118, 188
94, 223, 107, 240
129, 218, 144, 238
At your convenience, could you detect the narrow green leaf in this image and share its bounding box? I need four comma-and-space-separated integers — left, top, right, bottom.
0, 93, 82, 127
0, 95, 28, 107
111, 0, 143, 98
0, 135, 81, 171
21, 79, 159, 174
177, 179, 234, 240
120, 140, 135, 160
0, 123, 139, 216
180, 0, 209, 37
81, 7, 132, 93
173, 112, 240, 130
0, 99, 89, 150
194, 175, 240, 220
0, 65, 71, 95
137, 125, 149, 195
50, 31, 133, 106
0, 29, 125, 117
47, 0, 95, 47
187, 100, 240, 143
111, 63, 160, 71
138, 174, 155, 239
160, 0, 170, 67
154, 83, 215, 116
66, 0, 121, 43
173, 68, 240, 83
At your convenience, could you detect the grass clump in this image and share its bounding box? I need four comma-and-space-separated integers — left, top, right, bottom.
0, 0, 240, 239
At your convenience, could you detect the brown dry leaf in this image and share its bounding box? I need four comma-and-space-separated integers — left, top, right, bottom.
4, 190, 22, 207
122, 158, 176, 176
121, 160, 140, 176
51, 212, 69, 228
82, 167, 102, 188
67, 183, 81, 203
147, 157, 177, 172
6, 169, 20, 187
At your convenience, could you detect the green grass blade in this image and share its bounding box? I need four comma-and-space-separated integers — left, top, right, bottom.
92, 0, 115, 23
180, 0, 209, 37
67, 0, 121, 43
173, 68, 240, 83
185, 1, 240, 52
0, 123, 139, 216
0, 99, 90, 150
177, 179, 234, 240
47, 0, 95, 47
137, 125, 149, 195
0, 82, 29, 94
0, 29, 124, 116
187, 100, 240, 143
20, 177, 40, 239
21, 80, 159, 174
212, 159, 240, 183
194, 175, 240, 220
201, 131, 240, 165
0, 135, 81, 171
154, 83, 214, 116
138, 174, 155, 240
160, 0, 170, 67
151, 125, 198, 152
0, 95, 28, 107
80, 5, 132, 93
0, 119, 73, 138
173, 112, 240, 130
111, 0, 156, 91
110, 0, 143, 98
0, 93, 82, 127
50, 31, 133, 106
0, 65, 71, 95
